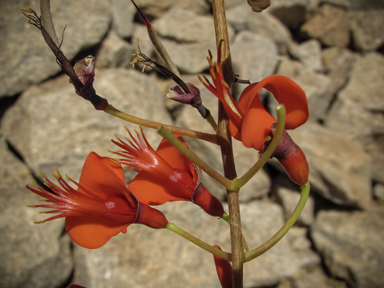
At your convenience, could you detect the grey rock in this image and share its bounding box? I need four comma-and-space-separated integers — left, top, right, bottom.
132, 24, 156, 59
0, 0, 111, 98
276, 186, 315, 226
269, 0, 320, 29
311, 208, 384, 288
284, 266, 348, 288
0, 187, 72, 288
322, 47, 356, 95
289, 122, 372, 209
0, 137, 33, 189
231, 31, 279, 97
348, 10, 384, 52
320, 0, 350, 9
71, 201, 319, 288
300, 3, 350, 48
333, 52, 384, 112
325, 53, 384, 182
1, 69, 173, 181
289, 39, 323, 72
152, 8, 235, 74
373, 183, 384, 201
135, 0, 210, 19
348, 0, 384, 10
277, 58, 332, 121
110, 0, 136, 38
226, 3, 292, 54
233, 140, 272, 202
96, 31, 135, 69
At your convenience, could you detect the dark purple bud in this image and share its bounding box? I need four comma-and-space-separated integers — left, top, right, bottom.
70, 56, 96, 98
166, 83, 201, 106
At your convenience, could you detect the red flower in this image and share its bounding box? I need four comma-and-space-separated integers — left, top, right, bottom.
111, 128, 225, 217
200, 45, 309, 185
27, 152, 168, 249
213, 245, 233, 288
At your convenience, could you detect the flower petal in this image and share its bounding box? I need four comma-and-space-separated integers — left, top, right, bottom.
236, 83, 275, 150
155, 135, 193, 173
78, 152, 128, 199
247, 75, 309, 130
236, 75, 309, 151
65, 216, 130, 249
128, 171, 190, 205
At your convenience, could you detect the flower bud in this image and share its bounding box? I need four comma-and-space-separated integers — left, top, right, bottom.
166, 83, 201, 106
263, 124, 309, 186
70, 55, 96, 98
166, 83, 210, 118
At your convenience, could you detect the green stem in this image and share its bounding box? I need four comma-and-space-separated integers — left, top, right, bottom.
104, 104, 218, 144
244, 182, 310, 262
157, 126, 235, 190
166, 222, 231, 261
206, 114, 218, 132
234, 104, 286, 190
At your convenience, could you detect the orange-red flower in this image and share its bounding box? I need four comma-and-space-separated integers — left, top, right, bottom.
27, 152, 168, 249
200, 45, 309, 185
111, 128, 225, 217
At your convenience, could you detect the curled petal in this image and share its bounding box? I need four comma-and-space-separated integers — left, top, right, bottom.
237, 75, 309, 151
78, 152, 130, 200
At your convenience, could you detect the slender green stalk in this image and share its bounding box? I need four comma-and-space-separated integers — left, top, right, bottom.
234, 104, 286, 190
157, 126, 235, 190
207, 114, 218, 132
166, 222, 231, 261
104, 104, 218, 144
244, 182, 310, 262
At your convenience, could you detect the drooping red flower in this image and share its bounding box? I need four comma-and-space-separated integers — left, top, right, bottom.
200, 44, 309, 185
111, 128, 225, 217
27, 152, 168, 249
213, 245, 233, 288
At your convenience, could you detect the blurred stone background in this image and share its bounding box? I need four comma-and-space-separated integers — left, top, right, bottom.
1, 0, 384, 287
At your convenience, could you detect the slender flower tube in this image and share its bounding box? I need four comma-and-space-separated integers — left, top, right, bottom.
111, 128, 225, 217
27, 152, 168, 249
200, 44, 309, 185
213, 245, 233, 288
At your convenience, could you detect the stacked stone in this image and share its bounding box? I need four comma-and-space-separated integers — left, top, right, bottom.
1, 0, 383, 287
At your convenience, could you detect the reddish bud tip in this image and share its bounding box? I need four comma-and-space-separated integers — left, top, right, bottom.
263, 124, 309, 186
192, 183, 225, 218
135, 203, 168, 229
213, 245, 233, 288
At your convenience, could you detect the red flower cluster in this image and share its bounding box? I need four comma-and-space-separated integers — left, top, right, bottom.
27, 152, 168, 249
112, 128, 225, 217
200, 45, 309, 185
28, 129, 224, 249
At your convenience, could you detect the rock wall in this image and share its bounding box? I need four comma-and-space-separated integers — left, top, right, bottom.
1, 0, 384, 287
